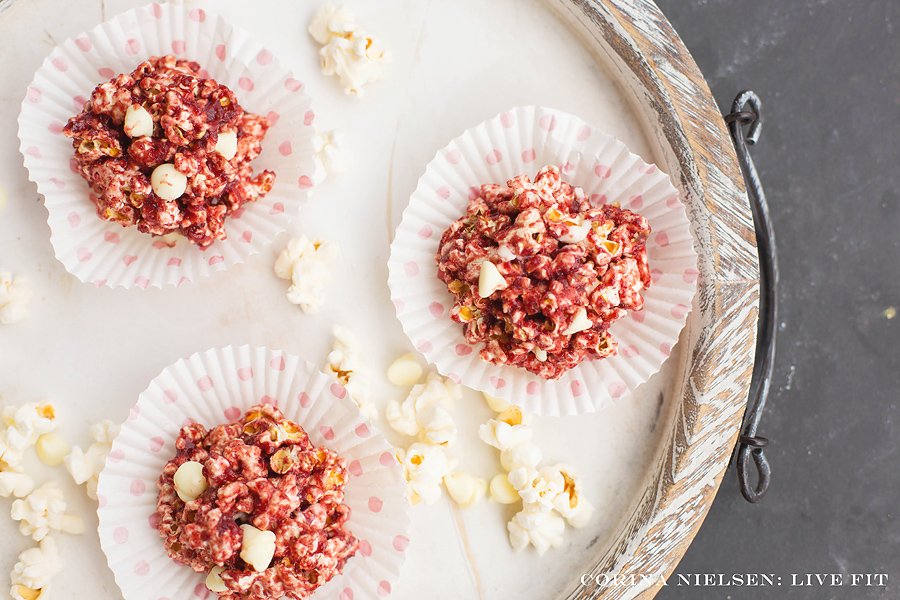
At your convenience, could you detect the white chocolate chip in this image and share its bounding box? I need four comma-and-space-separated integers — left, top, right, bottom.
386, 353, 423, 387
214, 131, 238, 161
477, 261, 507, 298
173, 461, 208, 502
240, 524, 276, 572
482, 392, 510, 413
35, 434, 68, 467
206, 566, 228, 592
151, 164, 187, 200
532, 348, 547, 362
489, 474, 519, 504
443, 472, 486, 508
561, 307, 592, 335
123, 105, 153, 138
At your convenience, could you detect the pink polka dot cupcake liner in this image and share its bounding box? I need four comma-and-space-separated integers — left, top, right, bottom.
96, 346, 410, 600
388, 106, 698, 416
17, 3, 317, 289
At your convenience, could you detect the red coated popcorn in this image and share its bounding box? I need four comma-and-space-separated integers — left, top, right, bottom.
156, 404, 358, 600
435, 166, 651, 380
63, 55, 276, 248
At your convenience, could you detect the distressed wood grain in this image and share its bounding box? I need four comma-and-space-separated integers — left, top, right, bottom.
546, 1, 760, 599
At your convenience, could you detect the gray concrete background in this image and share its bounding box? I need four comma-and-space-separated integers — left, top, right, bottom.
651, 1, 899, 598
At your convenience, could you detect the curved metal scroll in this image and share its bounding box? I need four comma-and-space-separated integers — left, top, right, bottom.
725, 91, 777, 503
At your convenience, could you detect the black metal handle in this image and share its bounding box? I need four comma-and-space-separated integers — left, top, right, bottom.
725, 91, 778, 503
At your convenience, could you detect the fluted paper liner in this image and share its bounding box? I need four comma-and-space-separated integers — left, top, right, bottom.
96, 346, 410, 600
388, 106, 698, 416
18, 3, 317, 289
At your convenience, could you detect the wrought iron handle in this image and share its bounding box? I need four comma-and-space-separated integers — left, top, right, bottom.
725, 91, 777, 503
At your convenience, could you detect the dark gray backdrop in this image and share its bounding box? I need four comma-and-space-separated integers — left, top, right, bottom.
651, 1, 899, 599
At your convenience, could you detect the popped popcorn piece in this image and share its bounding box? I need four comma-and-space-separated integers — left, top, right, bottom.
443, 471, 486, 509
488, 473, 519, 504
478, 419, 534, 453
500, 441, 542, 472
173, 461, 208, 502
396, 442, 456, 505
508, 507, 566, 555
326, 325, 378, 421
2, 402, 57, 450
482, 392, 510, 413
386, 372, 459, 446
63, 419, 119, 500
0, 270, 33, 325
314, 130, 350, 182
274, 235, 337, 314
35, 433, 68, 467
0, 433, 25, 472
386, 353, 423, 387
0, 472, 35, 498
510, 467, 564, 512
10, 537, 61, 600
309, 4, 390, 96
10, 482, 84, 541
239, 524, 277, 572
547, 464, 595, 529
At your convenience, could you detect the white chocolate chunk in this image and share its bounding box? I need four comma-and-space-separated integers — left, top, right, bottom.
443, 472, 486, 509
123, 105, 153, 138
478, 261, 507, 298
482, 393, 510, 413
387, 353, 422, 387
240, 525, 276, 572
151, 164, 187, 200
488, 473, 519, 504
562, 307, 592, 335
206, 566, 228, 592
35, 434, 68, 467
532, 348, 548, 362
174, 461, 208, 502
214, 131, 238, 160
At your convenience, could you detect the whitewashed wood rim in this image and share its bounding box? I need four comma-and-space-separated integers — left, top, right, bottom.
547, 1, 759, 599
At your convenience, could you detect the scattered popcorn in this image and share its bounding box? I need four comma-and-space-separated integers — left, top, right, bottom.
386, 372, 460, 446
274, 236, 337, 314
443, 471, 486, 509
508, 507, 566, 556
35, 433, 68, 467
314, 130, 350, 182
63, 419, 119, 500
0, 434, 25, 472
2, 403, 57, 450
488, 473, 519, 504
482, 392, 510, 413
10, 482, 84, 541
308, 4, 390, 96
327, 325, 378, 421
386, 353, 423, 387
396, 442, 456, 506
0, 270, 33, 325
9, 537, 61, 600
0, 472, 35, 498
510, 467, 563, 512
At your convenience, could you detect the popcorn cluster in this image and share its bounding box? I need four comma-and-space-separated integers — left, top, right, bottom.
1, 402, 98, 600
308, 4, 390, 96
479, 396, 594, 555
274, 236, 337, 313
0, 269, 33, 325
327, 325, 378, 421
62, 419, 119, 500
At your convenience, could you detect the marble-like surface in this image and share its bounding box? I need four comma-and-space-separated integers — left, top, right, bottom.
0, 1, 695, 599
653, 1, 900, 599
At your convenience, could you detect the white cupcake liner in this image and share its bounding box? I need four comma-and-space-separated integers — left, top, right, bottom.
96, 346, 410, 600
18, 3, 318, 289
388, 106, 698, 416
